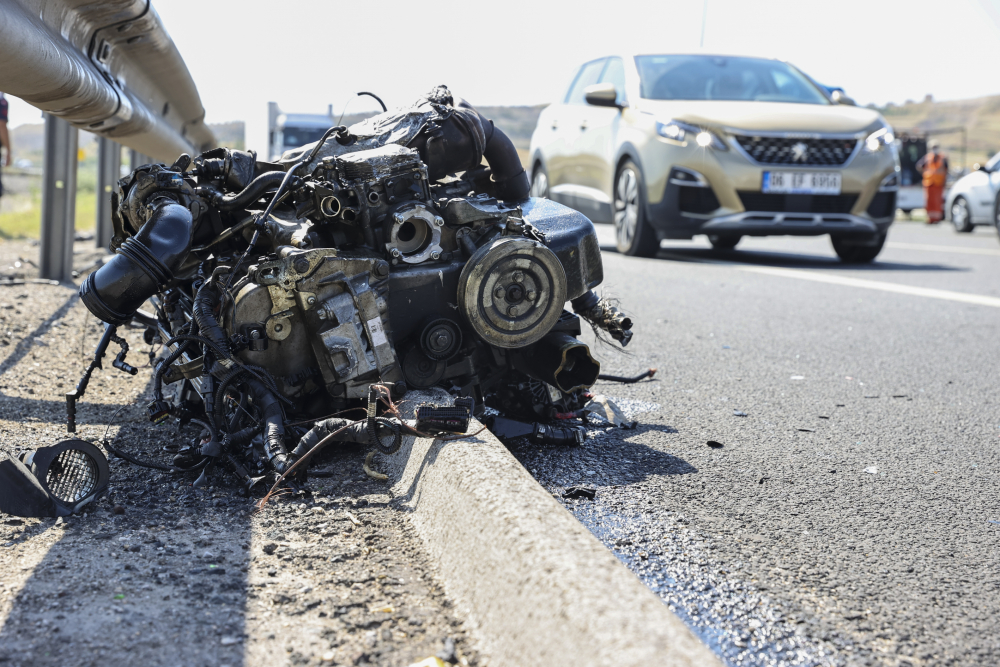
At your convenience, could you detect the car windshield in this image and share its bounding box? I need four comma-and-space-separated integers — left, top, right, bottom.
635, 55, 829, 105
283, 126, 331, 148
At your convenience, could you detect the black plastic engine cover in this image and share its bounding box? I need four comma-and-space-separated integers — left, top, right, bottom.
520, 197, 603, 300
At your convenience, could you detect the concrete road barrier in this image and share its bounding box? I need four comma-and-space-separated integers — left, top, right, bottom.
387, 391, 721, 667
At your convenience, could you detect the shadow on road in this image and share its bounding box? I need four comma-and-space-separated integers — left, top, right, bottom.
510, 423, 698, 490
599, 241, 964, 272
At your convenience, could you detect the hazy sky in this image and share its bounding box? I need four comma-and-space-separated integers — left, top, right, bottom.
6, 0, 1000, 155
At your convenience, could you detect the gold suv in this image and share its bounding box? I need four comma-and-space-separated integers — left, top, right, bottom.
528, 54, 900, 262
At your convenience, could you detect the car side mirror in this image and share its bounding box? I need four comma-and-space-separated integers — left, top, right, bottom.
830, 90, 856, 106
584, 83, 622, 108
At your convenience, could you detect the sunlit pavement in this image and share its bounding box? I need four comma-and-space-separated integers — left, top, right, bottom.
514, 219, 1000, 666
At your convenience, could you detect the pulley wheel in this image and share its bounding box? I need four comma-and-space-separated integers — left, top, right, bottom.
420, 318, 463, 361
402, 348, 447, 389
458, 237, 567, 348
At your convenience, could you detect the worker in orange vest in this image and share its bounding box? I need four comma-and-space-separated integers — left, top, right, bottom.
916, 141, 948, 224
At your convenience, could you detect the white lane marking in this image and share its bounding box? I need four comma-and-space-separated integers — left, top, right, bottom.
739, 265, 1000, 308
885, 242, 1000, 257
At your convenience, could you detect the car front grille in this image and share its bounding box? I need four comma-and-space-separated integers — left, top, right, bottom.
734, 136, 858, 166
738, 192, 859, 214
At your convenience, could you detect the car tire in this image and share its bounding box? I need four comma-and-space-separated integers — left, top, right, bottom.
613, 161, 658, 257
831, 232, 887, 263
530, 163, 549, 198
950, 196, 974, 233
708, 234, 741, 250
994, 195, 1000, 245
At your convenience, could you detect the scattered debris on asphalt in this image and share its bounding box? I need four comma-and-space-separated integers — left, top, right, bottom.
562, 486, 597, 500
596, 368, 657, 383
733, 410, 748, 417
707, 441, 724, 449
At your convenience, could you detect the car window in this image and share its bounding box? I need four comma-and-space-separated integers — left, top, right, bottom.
599, 57, 627, 105
634, 55, 829, 104
565, 59, 607, 105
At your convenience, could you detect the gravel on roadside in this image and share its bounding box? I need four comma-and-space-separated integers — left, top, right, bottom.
0, 239, 481, 667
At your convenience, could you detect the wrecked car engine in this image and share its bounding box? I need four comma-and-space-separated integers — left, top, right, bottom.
62, 87, 632, 490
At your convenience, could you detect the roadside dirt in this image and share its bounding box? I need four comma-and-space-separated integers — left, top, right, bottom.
0, 239, 480, 667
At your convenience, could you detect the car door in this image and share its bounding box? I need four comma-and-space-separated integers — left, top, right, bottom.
570, 57, 627, 223
966, 153, 1000, 219
547, 58, 606, 210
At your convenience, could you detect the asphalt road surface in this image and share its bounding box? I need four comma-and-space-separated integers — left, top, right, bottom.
513, 220, 1000, 667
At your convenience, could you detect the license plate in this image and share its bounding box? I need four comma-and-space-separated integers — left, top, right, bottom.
762, 171, 841, 195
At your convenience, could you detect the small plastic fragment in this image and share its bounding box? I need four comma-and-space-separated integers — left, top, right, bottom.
864, 466, 878, 474
707, 441, 724, 449
583, 395, 637, 429
733, 410, 747, 417
562, 486, 596, 500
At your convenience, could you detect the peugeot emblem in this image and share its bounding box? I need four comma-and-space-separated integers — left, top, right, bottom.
790, 142, 809, 162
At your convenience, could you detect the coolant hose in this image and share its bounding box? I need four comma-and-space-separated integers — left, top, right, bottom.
216, 171, 286, 211
80, 199, 194, 325
479, 117, 530, 201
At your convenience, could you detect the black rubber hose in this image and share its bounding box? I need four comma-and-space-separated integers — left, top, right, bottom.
479, 118, 530, 201
289, 418, 369, 458
192, 280, 232, 360
244, 378, 289, 472
216, 171, 286, 211
80, 200, 194, 325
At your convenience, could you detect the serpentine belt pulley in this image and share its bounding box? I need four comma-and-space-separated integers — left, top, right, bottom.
458, 236, 567, 348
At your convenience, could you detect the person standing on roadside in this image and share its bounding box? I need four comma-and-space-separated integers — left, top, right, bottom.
0, 93, 11, 200
916, 141, 948, 224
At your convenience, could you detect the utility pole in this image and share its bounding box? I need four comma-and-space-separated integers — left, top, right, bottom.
700, 0, 708, 48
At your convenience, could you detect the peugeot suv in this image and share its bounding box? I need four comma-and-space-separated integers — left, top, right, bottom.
528, 54, 900, 262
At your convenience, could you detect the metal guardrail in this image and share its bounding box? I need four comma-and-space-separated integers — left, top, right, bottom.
0, 0, 216, 279
0, 0, 214, 160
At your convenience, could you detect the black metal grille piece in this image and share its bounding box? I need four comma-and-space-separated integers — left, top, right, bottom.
45, 448, 99, 504
735, 136, 858, 166
738, 192, 859, 214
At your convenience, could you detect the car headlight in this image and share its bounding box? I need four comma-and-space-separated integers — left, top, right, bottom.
864, 127, 894, 153
656, 120, 728, 151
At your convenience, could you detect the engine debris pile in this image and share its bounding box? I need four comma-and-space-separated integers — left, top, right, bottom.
53, 87, 634, 495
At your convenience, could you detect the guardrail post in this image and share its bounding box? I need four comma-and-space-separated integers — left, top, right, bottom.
96, 137, 120, 249
39, 114, 78, 282
129, 149, 153, 170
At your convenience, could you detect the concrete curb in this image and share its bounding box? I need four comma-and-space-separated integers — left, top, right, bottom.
387, 392, 721, 667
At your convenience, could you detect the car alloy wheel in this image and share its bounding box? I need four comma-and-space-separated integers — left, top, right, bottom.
530, 166, 549, 198
612, 161, 658, 257
951, 196, 974, 233
614, 168, 639, 249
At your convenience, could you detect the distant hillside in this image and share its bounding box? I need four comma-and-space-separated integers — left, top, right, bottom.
209, 121, 244, 150
7, 121, 245, 165
877, 95, 1000, 168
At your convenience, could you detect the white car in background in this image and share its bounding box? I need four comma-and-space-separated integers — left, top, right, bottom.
945, 152, 1000, 232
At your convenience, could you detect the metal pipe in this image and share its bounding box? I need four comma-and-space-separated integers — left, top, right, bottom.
0, 0, 214, 161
